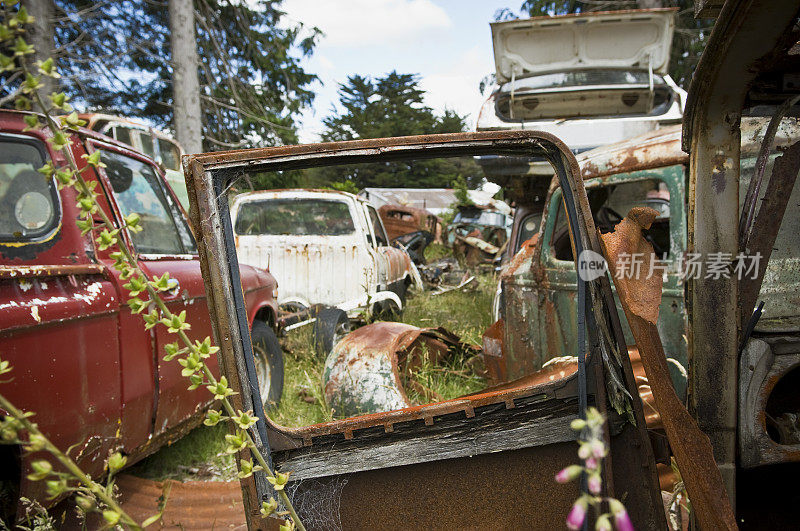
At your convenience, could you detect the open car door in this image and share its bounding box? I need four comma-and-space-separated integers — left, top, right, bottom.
184, 132, 666, 530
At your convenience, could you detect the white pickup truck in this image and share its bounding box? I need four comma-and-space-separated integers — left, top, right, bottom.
231, 189, 418, 351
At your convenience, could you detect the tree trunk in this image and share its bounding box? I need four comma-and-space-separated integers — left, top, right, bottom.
24, 0, 55, 96
169, 0, 203, 154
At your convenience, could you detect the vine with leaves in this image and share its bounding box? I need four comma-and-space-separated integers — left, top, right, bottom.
0, 2, 302, 529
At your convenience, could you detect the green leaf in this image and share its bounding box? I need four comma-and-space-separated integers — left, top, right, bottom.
143, 309, 160, 330
74, 495, 96, 512
23, 114, 40, 132
224, 431, 248, 454
25, 432, 46, 452
95, 228, 118, 251
123, 275, 147, 297
27, 460, 52, 481
44, 478, 68, 499
164, 310, 190, 333
141, 512, 163, 528
36, 57, 60, 78
49, 91, 72, 112
102, 510, 121, 526
16, 6, 33, 25
267, 471, 290, 491
21, 72, 42, 94
127, 297, 148, 314
0, 26, 13, 43
12, 37, 33, 56
163, 341, 183, 361
260, 497, 278, 518
0, 359, 11, 375
203, 409, 222, 427
48, 130, 71, 151
233, 409, 258, 430
207, 376, 235, 400
14, 95, 31, 111
37, 161, 55, 177
187, 372, 204, 390
61, 111, 86, 129
82, 150, 106, 168
178, 352, 202, 377
75, 218, 93, 236
107, 452, 127, 473
125, 212, 142, 233
195, 337, 219, 359
149, 272, 172, 292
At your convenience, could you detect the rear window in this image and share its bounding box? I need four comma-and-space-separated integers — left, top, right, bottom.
454, 210, 506, 227
0, 137, 59, 241
158, 138, 181, 171
234, 198, 355, 236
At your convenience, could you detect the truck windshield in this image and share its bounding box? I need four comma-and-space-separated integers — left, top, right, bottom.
453, 210, 506, 227
235, 198, 356, 236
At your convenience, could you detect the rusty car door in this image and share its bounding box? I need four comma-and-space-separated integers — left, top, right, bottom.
366, 202, 409, 296
536, 167, 688, 395
184, 131, 667, 529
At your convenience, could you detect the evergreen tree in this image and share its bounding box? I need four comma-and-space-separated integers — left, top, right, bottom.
316, 71, 483, 189
4, 0, 319, 149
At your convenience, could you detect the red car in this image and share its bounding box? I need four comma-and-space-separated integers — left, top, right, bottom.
0, 110, 282, 518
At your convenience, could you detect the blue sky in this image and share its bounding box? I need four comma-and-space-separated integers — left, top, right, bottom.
281, 0, 519, 143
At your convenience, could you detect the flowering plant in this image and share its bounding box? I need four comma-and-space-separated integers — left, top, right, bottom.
555, 407, 634, 531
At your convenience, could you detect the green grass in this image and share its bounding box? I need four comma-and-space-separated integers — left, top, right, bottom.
423, 242, 451, 261
268, 271, 494, 428
126, 423, 235, 481
130, 250, 495, 479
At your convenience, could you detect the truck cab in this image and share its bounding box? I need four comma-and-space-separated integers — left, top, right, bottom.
0, 111, 280, 519
231, 189, 416, 317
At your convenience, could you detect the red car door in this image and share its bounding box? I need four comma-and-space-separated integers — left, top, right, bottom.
92, 143, 216, 436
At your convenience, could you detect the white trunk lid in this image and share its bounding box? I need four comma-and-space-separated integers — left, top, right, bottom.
491, 8, 677, 83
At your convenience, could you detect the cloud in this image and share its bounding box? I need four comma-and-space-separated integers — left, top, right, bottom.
420, 45, 494, 128
282, 0, 451, 48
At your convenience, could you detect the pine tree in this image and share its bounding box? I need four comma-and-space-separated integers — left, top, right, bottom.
3, 1, 319, 150
316, 71, 483, 189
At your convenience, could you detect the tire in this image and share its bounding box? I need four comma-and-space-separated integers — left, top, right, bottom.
313, 307, 351, 358
251, 321, 284, 408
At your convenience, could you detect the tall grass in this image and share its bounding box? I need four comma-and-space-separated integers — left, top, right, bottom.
131, 258, 495, 480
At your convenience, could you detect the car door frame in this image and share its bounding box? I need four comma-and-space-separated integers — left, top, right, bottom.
184, 131, 666, 528
536, 166, 688, 396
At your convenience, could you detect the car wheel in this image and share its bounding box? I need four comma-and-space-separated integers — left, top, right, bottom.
313, 307, 351, 358
251, 321, 284, 408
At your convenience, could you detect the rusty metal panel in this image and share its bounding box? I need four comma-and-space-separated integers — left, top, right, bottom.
682, 0, 800, 501
322, 322, 472, 417
738, 337, 800, 468
601, 206, 737, 530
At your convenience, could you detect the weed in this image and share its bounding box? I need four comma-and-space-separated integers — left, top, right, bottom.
133, 271, 495, 480
126, 424, 235, 482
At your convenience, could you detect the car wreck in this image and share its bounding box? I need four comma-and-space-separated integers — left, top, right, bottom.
180, 2, 800, 529
185, 131, 671, 529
